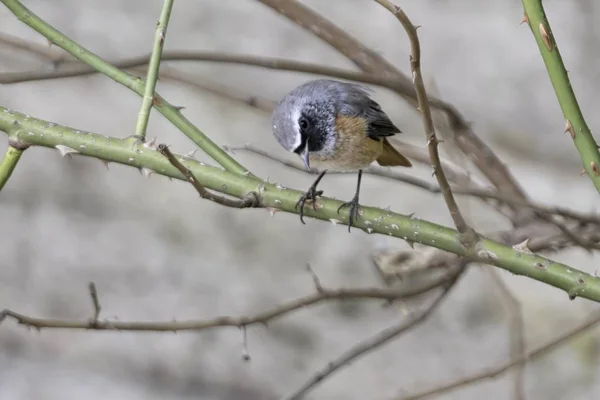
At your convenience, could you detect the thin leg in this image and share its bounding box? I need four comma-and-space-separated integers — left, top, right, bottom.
338, 169, 363, 232
296, 170, 327, 224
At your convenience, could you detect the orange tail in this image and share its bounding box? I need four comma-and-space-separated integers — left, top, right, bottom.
376, 138, 412, 167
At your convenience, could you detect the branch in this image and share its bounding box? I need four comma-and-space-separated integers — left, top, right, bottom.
374, 1, 472, 239
398, 310, 600, 400
158, 143, 258, 208
0, 139, 27, 191
283, 272, 461, 400
1, 109, 600, 302
134, 0, 174, 140
0, 0, 252, 177
0, 278, 446, 332
522, 1, 600, 194
230, 144, 600, 227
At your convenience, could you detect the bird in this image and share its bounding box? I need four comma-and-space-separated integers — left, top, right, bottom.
271, 79, 412, 231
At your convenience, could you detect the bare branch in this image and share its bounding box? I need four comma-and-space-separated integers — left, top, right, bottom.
0, 281, 448, 332
157, 143, 259, 209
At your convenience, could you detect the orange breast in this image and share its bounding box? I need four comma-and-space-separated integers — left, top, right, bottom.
309, 115, 383, 172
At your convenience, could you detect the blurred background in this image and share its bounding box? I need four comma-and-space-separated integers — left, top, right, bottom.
1, 0, 600, 399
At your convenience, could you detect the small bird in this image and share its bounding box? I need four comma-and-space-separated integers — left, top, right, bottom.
271, 79, 412, 231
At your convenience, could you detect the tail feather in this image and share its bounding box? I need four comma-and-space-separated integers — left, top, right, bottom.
376, 139, 412, 167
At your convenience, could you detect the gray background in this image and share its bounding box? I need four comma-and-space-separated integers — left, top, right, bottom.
1, 0, 600, 399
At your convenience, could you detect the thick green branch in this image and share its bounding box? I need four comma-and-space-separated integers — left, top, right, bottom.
0, 0, 251, 177
1, 106, 599, 302
135, 0, 174, 140
0, 142, 24, 191
522, 1, 600, 192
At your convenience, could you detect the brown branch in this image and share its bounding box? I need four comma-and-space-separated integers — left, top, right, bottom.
0, 279, 449, 332
0, 31, 67, 63
374, 1, 472, 239
398, 310, 600, 400
157, 143, 258, 209
254, 0, 530, 209
283, 270, 463, 400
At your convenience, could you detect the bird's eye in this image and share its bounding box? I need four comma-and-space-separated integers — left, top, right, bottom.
298, 117, 309, 131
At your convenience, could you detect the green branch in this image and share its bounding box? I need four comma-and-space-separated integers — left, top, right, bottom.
522, 0, 600, 193
1, 106, 600, 302
0, 0, 251, 177
0, 142, 24, 191
135, 0, 175, 140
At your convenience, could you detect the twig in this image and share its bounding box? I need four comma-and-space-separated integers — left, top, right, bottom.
0, 281, 448, 332
484, 268, 526, 400
282, 270, 463, 400
157, 144, 258, 209
88, 282, 101, 324
522, 0, 600, 194
135, 0, 174, 140
255, 0, 530, 210
0, 141, 26, 192
397, 310, 600, 400
374, 1, 473, 240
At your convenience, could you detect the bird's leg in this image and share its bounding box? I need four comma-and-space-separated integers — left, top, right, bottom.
338, 169, 363, 232
296, 170, 327, 224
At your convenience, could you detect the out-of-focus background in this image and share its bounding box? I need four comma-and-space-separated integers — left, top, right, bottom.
1, 0, 600, 399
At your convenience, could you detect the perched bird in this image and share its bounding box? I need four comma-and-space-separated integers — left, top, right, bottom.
271, 79, 412, 231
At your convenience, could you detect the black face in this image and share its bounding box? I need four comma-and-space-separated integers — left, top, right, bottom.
293, 112, 326, 155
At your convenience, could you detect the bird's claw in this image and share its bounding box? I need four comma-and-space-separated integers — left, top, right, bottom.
338, 195, 361, 232
296, 187, 324, 224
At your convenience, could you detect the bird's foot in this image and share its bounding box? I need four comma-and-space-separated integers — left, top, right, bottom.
295, 184, 324, 224
338, 194, 361, 232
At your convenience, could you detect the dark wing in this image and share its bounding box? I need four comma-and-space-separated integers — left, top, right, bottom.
337, 83, 401, 140
363, 100, 401, 139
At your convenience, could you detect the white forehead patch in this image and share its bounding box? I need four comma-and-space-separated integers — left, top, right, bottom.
290, 105, 302, 151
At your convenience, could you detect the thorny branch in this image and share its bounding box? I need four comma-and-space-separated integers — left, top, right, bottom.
374, 0, 473, 242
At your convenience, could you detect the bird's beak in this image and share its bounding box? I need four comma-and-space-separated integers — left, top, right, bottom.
300, 145, 310, 170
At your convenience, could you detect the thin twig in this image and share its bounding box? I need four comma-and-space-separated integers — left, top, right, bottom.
397, 310, 600, 400
282, 270, 463, 400
157, 143, 258, 209
0, 281, 449, 332
484, 268, 526, 400
135, 0, 174, 140
374, 1, 472, 240
88, 282, 101, 324
0, 31, 66, 63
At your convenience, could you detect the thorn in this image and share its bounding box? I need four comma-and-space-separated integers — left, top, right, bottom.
564, 119, 575, 139
265, 207, 278, 217
520, 12, 529, 25
55, 145, 79, 158
581, 168, 587, 176
101, 160, 110, 170
329, 218, 342, 226
407, 212, 416, 218
174, 105, 186, 111
512, 238, 533, 254
141, 168, 154, 178
183, 149, 198, 160
46, 38, 53, 47
405, 240, 415, 249
143, 136, 157, 149
591, 161, 600, 176
538, 23, 553, 51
